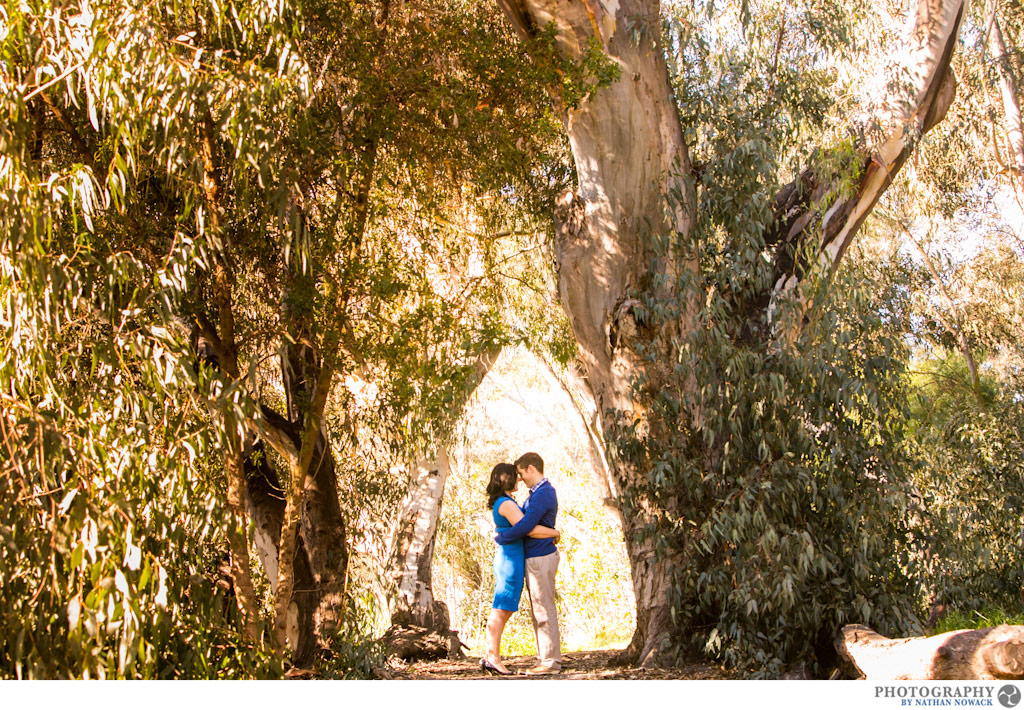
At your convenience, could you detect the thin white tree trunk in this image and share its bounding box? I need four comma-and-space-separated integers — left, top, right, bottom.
388, 450, 452, 630
386, 348, 499, 634
986, 0, 1024, 183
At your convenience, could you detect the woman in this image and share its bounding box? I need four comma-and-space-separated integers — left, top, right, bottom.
481, 462, 560, 675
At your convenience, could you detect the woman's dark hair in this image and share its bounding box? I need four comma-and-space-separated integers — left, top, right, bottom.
486, 463, 518, 509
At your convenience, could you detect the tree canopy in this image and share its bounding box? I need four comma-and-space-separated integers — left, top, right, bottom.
2, 0, 1023, 679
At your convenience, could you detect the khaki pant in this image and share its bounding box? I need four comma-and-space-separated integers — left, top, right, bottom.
525, 550, 561, 668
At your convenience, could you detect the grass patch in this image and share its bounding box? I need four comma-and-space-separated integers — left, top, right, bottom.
931, 606, 1024, 634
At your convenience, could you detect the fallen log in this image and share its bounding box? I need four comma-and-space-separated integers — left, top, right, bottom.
838, 624, 1024, 680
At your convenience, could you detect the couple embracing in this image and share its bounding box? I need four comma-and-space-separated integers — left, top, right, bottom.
481, 452, 562, 676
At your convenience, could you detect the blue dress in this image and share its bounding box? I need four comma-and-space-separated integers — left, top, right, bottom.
492, 495, 525, 611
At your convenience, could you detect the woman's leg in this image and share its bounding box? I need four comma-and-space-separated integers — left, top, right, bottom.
485, 608, 515, 672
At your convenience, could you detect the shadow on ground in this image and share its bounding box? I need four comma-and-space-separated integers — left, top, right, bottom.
378, 649, 736, 680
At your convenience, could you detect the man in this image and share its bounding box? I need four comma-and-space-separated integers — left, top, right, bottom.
494, 451, 561, 675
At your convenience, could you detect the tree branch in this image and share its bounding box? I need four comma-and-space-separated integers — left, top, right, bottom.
38, 93, 99, 175
249, 406, 301, 468
767, 0, 966, 328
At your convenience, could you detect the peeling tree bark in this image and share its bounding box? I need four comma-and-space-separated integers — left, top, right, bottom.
244, 440, 319, 668
385, 349, 499, 651
767, 0, 964, 318
387, 450, 456, 633
497, 0, 967, 667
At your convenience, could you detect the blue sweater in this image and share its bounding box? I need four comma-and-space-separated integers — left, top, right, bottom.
495, 479, 558, 558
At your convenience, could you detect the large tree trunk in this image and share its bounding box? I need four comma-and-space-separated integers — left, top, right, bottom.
499, 0, 697, 667
297, 426, 348, 643
193, 321, 348, 667
258, 294, 349, 657
244, 422, 346, 667
259, 400, 349, 661
498, 0, 966, 667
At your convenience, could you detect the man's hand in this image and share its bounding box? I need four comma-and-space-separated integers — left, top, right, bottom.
554, 530, 561, 544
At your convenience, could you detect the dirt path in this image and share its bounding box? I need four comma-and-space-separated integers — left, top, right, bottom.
380, 649, 736, 680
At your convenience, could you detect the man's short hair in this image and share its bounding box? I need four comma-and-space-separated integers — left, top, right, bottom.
515, 452, 544, 474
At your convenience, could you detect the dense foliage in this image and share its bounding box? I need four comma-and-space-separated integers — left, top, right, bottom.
1, 0, 1022, 680
876, 0, 1024, 616
598, 0, 1024, 675
1, 0, 575, 677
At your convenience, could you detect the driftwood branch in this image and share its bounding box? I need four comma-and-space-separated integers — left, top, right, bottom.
838, 624, 1024, 680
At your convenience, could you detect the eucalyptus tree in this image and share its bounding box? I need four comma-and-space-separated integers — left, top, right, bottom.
493, 0, 967, 673
873, 175, 1024, 616
893, 230, 1024, 610
859, 0, 1024, 616
1, 0, 302, 675
1, 0, 569, 675
913, 0, 1024, 205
